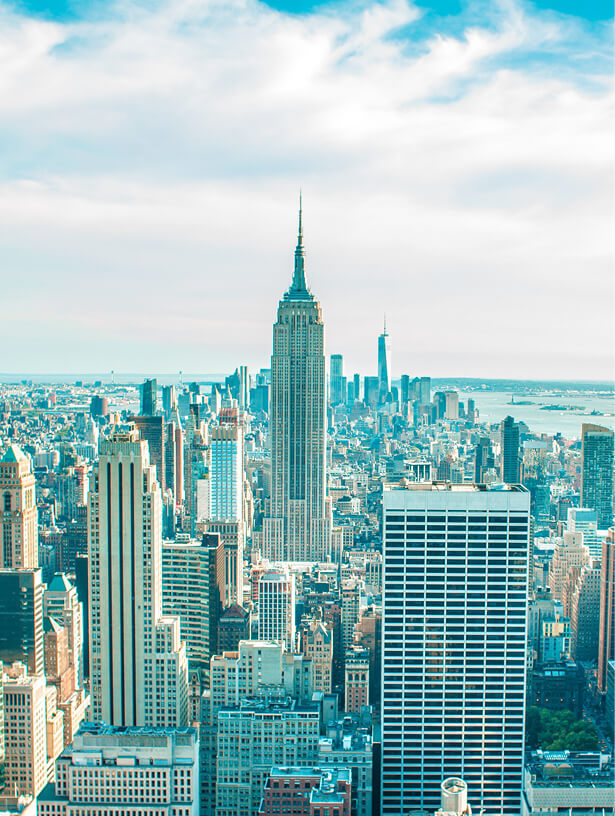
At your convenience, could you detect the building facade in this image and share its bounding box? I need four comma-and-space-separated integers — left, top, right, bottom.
598, 528, 615, 692
37, 722, 199, 816
88, 427, 188, 727
581, 423, 614, 529
381, 482, 529, 815
260, 206, 331, 562
1, 444, 38, 569
0, 567, 44, 674
258, 567, 296, 652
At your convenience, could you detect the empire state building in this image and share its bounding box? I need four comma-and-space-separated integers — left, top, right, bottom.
261, 204, 332, 562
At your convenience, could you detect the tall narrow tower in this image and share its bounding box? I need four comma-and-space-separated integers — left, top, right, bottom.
88, 426, 188, 727
261, 201, 331, 562
378, 318, 391, 403
1, 445, 38, 569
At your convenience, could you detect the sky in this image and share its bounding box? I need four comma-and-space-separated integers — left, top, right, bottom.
0, 0, 613, 380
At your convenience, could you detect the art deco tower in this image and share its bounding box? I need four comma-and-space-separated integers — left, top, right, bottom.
88, 426, 188, 727
261, 203, 331, 562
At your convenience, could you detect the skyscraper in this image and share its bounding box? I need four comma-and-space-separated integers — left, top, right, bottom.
208, 405, 245, 605
501, 415, 521, 483
0, 568, 44, 674
474, 437, 495, 483
330, 354, 345, 405
260, 203, 331, 562
258, 567, 296, 651
1, 444, 38, 569
133, 415, 166, 494
377, 318, 391, 403
161, 532, 224, 677
598, 528, 615, 692
139, 377, 157, 416
88, 426, 188, 727
581, 424, 614, 529
382, 482, 529, 815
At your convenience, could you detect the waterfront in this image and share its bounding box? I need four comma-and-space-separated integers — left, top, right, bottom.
458, 389, 615, 437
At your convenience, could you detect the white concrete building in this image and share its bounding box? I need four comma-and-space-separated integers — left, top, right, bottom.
2, 664, 63, 797
381, 482, 530, 816
88, 427, 188, 728
258, 567, 296, 651
37, 722, 199, 816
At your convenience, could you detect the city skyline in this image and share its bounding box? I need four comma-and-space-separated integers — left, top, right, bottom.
0, 0, 612, 380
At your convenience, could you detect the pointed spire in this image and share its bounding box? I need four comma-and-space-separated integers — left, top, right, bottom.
383, 314, 387, 335
286, 191, 312, 300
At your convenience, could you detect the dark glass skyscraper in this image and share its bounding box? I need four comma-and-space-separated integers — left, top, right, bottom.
0, 568, 44, 674
139, 377, 157, 416
581, 423, 614, 528
501, 415, 521, 483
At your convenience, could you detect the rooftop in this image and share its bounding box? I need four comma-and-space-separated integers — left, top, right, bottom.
384, 480, 528, 493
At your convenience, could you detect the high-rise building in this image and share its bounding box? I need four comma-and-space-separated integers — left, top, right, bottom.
501, 415, 521, 483
474, 437, 495, 483
209, 407, 245, 605
341, 578, 362, 652
139, 377, 157, 416
216, 698, 320, 816
445, 391, 459, 420
548, 532, 588, 600
1, 444, 38, 569
0, 568, 44, 674
419, 376, 431, 406
218, 604, 251, 653
377, 319, 391, 403
2, 663, 63, 797
330, 354, 345, 406
598, 528, 615, 692
260, 205, 331, 562
162, 532, 224, 677
581, 424, 614, 529
344, 646, 369, 713
258, 567, 296, 652
363, 376, 379, 407
133, 415, 166, 494
88, 426, 188, 727
43, 572, 84, 689
381, 482, 530, 815
162, 383, 176, 418
566, 507, 600, 560
570, 563, 601, 661
37, 723, 200, 816
301, 619, 333, 694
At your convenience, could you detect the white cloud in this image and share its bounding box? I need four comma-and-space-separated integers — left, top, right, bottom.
0, 0, 612, 379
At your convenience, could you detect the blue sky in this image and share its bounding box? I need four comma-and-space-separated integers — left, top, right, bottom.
0, 0, 613, 378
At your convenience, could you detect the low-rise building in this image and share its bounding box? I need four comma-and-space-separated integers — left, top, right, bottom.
258, 766, 351, 816
216, 697, 321, 816
522, 750, 614, 816
37, 722, 199, 816
318, 718, 372, 816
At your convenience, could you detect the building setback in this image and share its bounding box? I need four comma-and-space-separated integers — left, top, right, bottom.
259, 203, 332, 562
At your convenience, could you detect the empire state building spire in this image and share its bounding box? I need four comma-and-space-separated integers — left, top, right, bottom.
286, 193, 312, 300
259, 200, 332, 562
